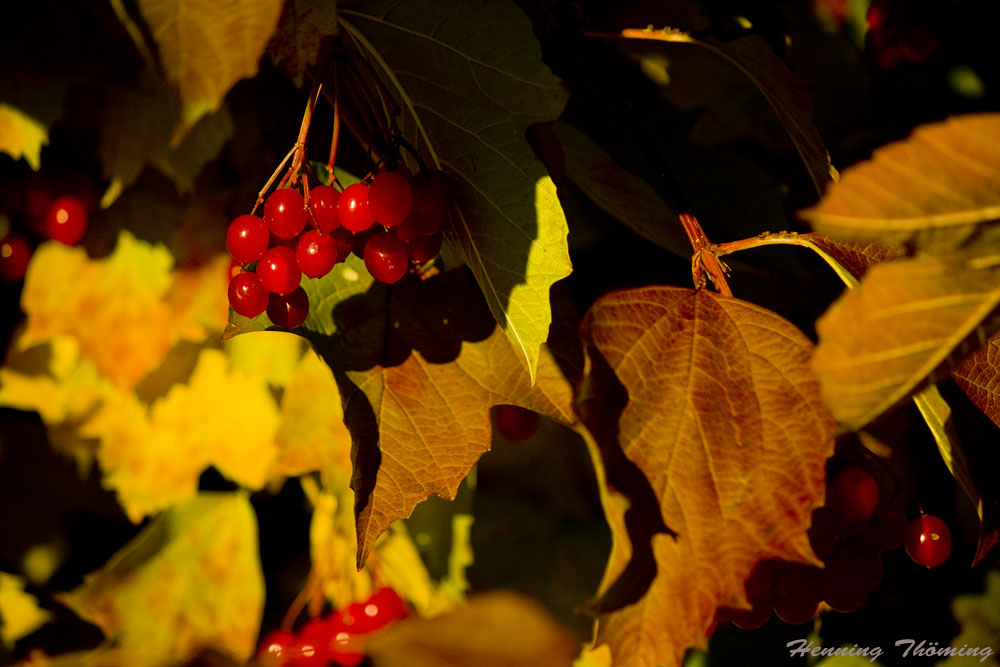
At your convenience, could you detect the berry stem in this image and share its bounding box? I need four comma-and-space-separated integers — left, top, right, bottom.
251, 143, 299, 215
713, 231, 859, 288
679, 212, 732, 296
328, 66, 342, 179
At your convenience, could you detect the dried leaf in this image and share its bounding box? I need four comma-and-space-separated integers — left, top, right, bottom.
581, 286, 834, 667
340, 0, 571, 381
0, 103, 47, 170
133, 0, 284, 138
0, 572, 52, 648
58, 493, 264, 665
801, 114, 1000, 254
812, 254, 1000, 430
268, 0, 338, 86
365, 592, 578, 667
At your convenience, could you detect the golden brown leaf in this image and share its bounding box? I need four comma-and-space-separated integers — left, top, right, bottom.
58, 493, 264, 666
581, 286, 834, 667
801, 114, 1000, 254
0, 103, 47, 170
800, 233, 906, 280
365, 592, 578, 667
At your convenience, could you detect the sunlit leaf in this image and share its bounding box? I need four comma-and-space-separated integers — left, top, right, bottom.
58, 493, 264, 665
366, 592, 578, 667
85, 348, 280, 520
0, 572, 52, 648
268, 0, 338, 86
800, 233, 906, 280
551, 121, 689, 258
339, 0, 572, 381
937, 569, 1000, 667
801, 114, 1000, 254
580, 286, 834, 667
0, 103, 47, 170
132, 0, 284, 138
812, 254, 1000, 430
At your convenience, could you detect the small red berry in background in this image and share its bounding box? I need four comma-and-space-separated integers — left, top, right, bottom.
329, 227, 354, 263
256, 628, 297, 664
363, 230, 409, 284
0, 235, 32, 283
338, 183, 375, 233
828, 466, 880, 523
309, 184, 341, 233
495, 404, 540, 441
228, 272, 269, 318
905, 514, 951, 568
44, 195, 87, 245
368, 170, 413, 227
296, 229, 338, 278
409, 230, 443, 264
226, 214, 269, 263
264, 188, 308, 239
267, 286, 309, 329
258, 246, 302, 295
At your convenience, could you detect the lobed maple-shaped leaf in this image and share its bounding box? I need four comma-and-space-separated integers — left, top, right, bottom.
800, 114, 1000, 254
338, 0, 571, 382
58, 493, 264, 666
812, 254, 1000, 430
131, 0, 284, 139
0, 103, 47, 170
267, 0, 338, 86
365, 592, 578, 667
580, 286, 834, 667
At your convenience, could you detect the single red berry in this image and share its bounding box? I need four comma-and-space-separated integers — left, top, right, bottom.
807, 508, 841, 561
369, 171, 413, 227
0, 235, 32, 283
866, 0, 891, 31
412, 170, 451, 217
495, 405, 540, 441
897, 23, 938, 63
267, 286, 309, 329
330, 227, 354, 263
773, 595, 820, 625
905, 515, 951, 568
328, 609, 366, 666
828, 467, 880, 523
293, 617, 331, 667
257, 628, 297, 665
309, 185, 341, 233
228, 272, 268, 318
730, 598, 771, 630
296, 230, 337, 278
44, 195, 87, 245
264, 188, 308, 239
338, 183, 374, 232
744, 559, 781, 601
409, 230, 443, 264
362, 588, 408, 631
258, 246, 302, 295
868, 29, 904, 69
363, 230, 409, 284
226, 214, 269, 263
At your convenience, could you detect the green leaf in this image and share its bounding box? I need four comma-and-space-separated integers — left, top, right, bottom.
937, 570, 1000, 666
338, 0, 572, 382
551, 121, 690, 258
57, 493, 264, 665
801, 114, 1000, 254
131, 0, 284, 140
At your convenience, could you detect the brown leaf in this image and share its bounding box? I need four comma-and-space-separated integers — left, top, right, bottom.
800, 114, 1000, 254
799, 233, 906, 280
267, 0, 338, 86
580, 286, 834, 667
812, 254, 1000, 430
365, 592, 578, 667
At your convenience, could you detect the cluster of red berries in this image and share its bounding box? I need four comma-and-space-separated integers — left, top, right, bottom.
256, 588, 408, 666
710, 464, 952, 632
227, 169, 451, 329
0, 193, 90, 283
866, 0, 939, 67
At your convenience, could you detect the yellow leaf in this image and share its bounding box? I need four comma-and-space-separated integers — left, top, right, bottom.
0, 572, 52, 648
21, 232, 174, 390
58, 493, 264, 665
133, 0, 284, 138
88, 348, 280, 520
226, 330, 306, 391
0, 103, 47, 170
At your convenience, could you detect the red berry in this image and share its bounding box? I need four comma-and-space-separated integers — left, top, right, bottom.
338, 183, 374, 233
860, 503, 908, 553
773, 594, 820, 625
824, 540, 883, 594
44, 195, 87, 245
351, 228, 377, 259
897, 23, 938, 63
866, 0, 890, 31
309, 185, 341, 233
363, 588, 408, 631
807, 509, 840, 561
0, 235, 32, 282
905, 515, 951, 568
363, 230, 409, 284
330, 227, 354, 263
293, 617, 331, 667
228, 272, 268, 318
411, 170, 450, 218
495, 405, 540, 441
267, 286, 309, 329
258, 246, 302, 295
369, 171, 413, 227
730, 598, 771, 630
328, 610, 365, 666
296, 230, 337, 278
409, 230, 443, 264
226, 214, 269, 263
264, 189, 308, 239
828, 467, 880, 523
744, 559, 781, 601
257, 628, 297, 664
